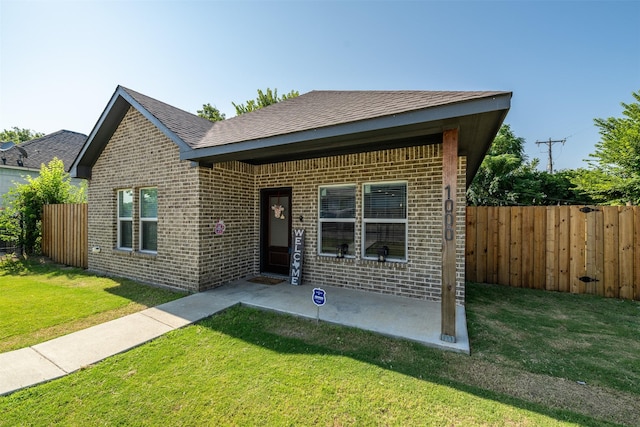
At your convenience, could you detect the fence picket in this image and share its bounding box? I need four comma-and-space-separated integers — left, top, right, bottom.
465, 207, 477, 283
569, 206, 586, 294
545, 207, 558, 291
618, 206, 634, 299
557, 206, 570, 293
521, 207, 535, 288
603, 207, 619, 298
509, 207, 522, 287
533, 207, 546, 290
487, 206, 499, 284
476, 207, 488, 283
498, 207, 511, 286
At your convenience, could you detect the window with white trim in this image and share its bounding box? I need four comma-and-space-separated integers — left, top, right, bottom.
362, 182, 407, 261
140, 187, 158, 253
318, 185, 356, 257
117, 189, 133, 250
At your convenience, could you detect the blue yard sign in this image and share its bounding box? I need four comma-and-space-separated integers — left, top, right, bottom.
312, 288, 326, 306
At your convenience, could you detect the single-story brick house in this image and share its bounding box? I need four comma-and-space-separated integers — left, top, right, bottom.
71, 85, 510, 342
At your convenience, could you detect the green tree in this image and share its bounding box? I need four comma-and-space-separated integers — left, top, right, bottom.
536, 169, 593, 205
467, 125, 591, 206
467, 124, 540, 205
0, 158, 86, 254
0, 127, 44, 144
197, 103, 226, 122
572, 90, 640, 205
232, 88, 299, 115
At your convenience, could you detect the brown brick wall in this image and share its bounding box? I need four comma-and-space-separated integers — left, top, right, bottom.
88, 108, 466, 304
196, 161, 256, 290
87, 107, 202, 291
252, 145, 466, 304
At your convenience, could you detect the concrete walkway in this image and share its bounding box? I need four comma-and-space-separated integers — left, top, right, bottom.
0, 278, 469, 396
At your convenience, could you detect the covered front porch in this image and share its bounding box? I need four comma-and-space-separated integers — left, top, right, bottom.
209, 277, 470, 354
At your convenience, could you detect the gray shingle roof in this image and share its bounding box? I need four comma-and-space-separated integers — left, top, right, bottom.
121, 87, 508, 150
121, 87, 213, 150
1, 130, 87, 172
73, 85, 511, 186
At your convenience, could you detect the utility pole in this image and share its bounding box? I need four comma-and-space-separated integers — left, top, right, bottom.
535, 138, 566, 174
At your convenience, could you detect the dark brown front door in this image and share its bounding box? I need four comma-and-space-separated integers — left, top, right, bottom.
260, 188, 292, 275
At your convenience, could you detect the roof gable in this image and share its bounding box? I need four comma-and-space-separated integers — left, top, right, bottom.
71, 85, 214, 178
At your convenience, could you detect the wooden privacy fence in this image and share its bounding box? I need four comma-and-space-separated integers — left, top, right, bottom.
42, 203, 88, 269
466, 206, 640, 301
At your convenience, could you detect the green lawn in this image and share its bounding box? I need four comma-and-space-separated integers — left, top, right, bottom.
465, 282, 640, 396
1, 259, 638, 426
0, 257, 186, 352
0, 307, 615, 426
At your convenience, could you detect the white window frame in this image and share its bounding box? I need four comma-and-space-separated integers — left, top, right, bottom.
139, 187, 158, 254
117, 189, 133, 250
318, 184, 356, 257
361, 181, 408, 262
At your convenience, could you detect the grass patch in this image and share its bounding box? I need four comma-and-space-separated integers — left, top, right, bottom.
465, 282, 640, 395
1, 272, 638, 425
0, 306, 618, 426
0, 257, 186, 352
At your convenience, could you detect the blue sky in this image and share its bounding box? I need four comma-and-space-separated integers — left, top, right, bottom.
1, 0, 638, 171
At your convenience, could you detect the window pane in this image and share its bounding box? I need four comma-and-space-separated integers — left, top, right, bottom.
320, 222, 354, 255
140, 188, 157, 218
141, 221, 157, 252
118, 190, 133, 218
363, 183, 406, 219
120, 220, 132, 249
320, 186, 355, 218
364, 223, 406, 259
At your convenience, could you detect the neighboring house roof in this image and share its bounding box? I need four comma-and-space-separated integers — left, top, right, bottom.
1, 130, 87, 172
72, 86, 511, 185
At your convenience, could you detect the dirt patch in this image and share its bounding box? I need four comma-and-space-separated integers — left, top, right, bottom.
447, 358, 640, 426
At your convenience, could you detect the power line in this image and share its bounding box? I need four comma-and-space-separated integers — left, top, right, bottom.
535, 138, 566, 174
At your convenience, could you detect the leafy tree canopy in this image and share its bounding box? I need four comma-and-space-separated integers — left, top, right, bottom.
197, 103, 226, 122
0, 158, 86, 254
232, 88, 299, 115
572, 90, 640, 205
198, 88, 299, 122
467, 124, 533, 205
0, 127, 44, 144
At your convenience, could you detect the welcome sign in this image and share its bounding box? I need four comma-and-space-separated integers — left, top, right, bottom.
290, 229, 304, 285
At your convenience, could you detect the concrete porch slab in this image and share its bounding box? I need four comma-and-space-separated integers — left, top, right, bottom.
209, 278, 470, 354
